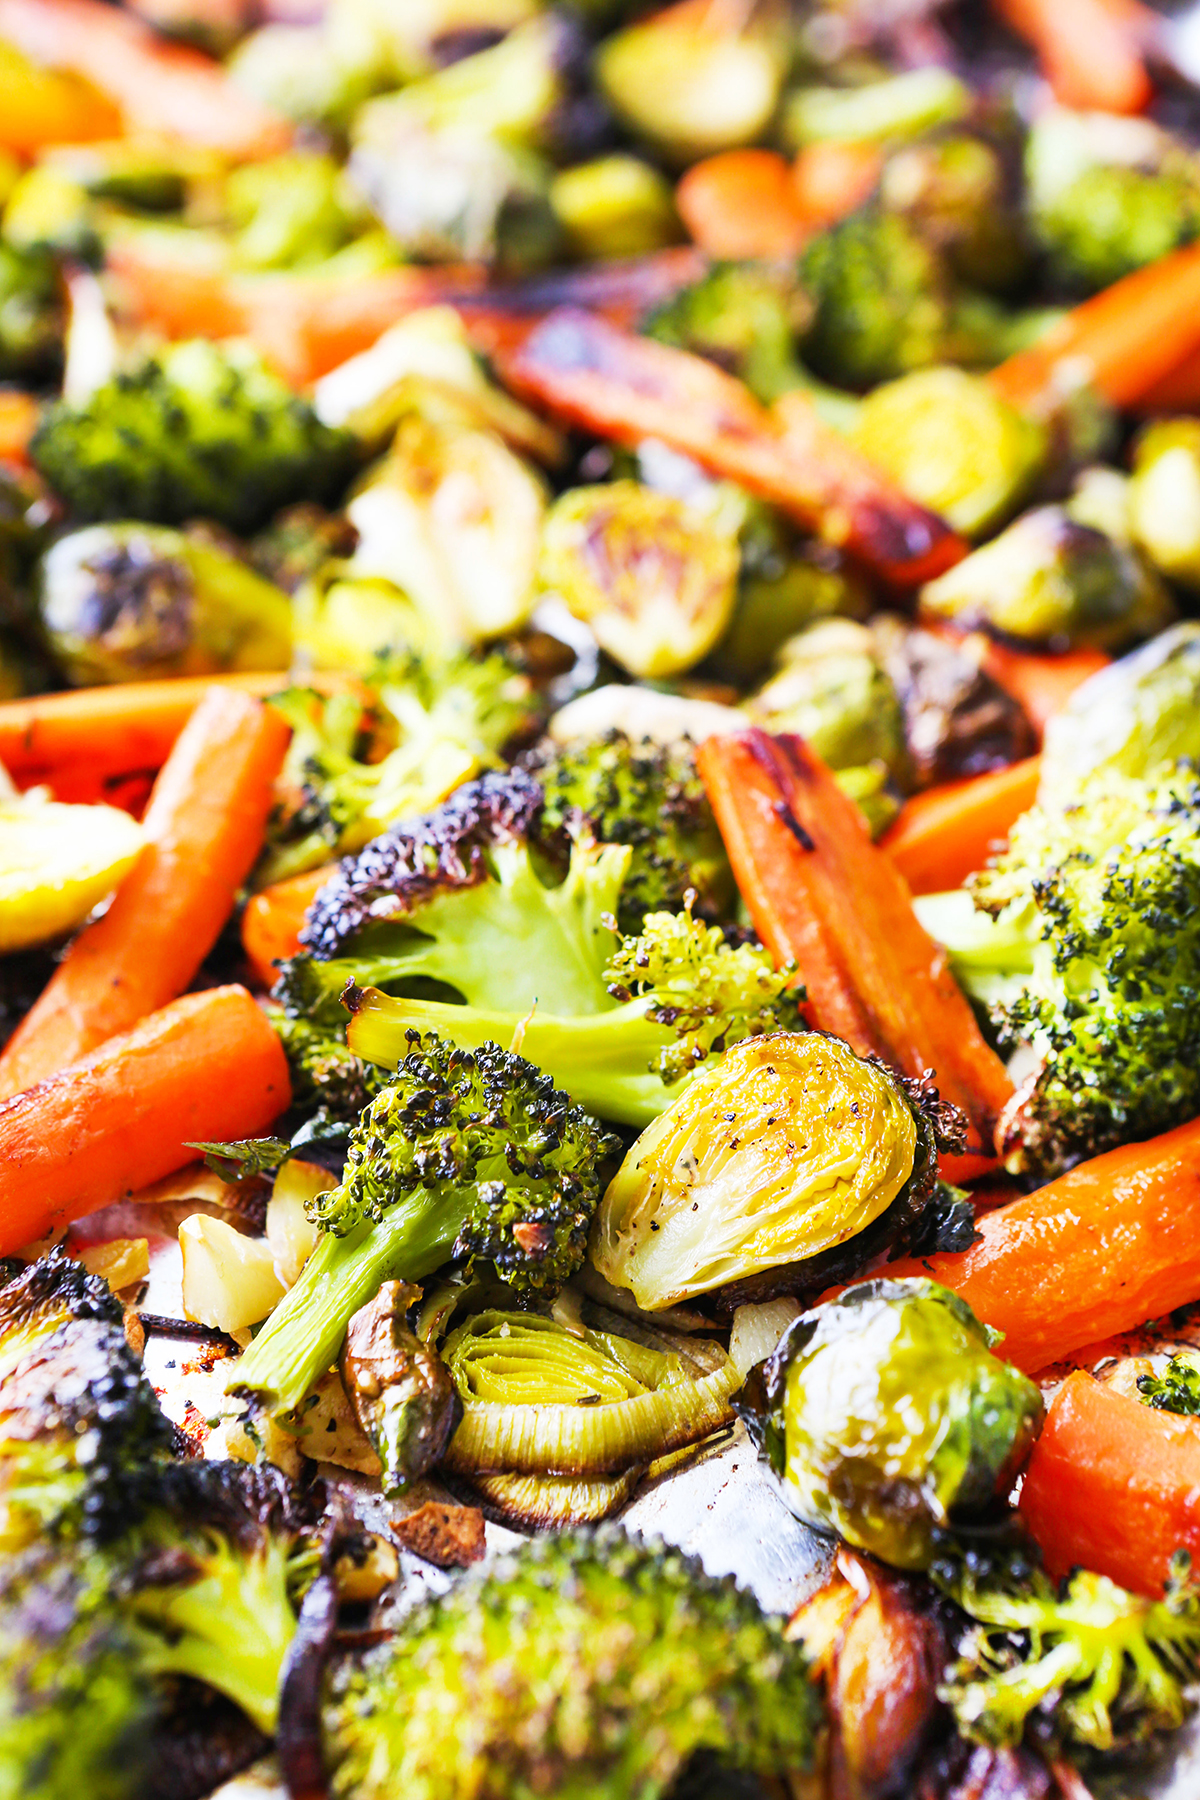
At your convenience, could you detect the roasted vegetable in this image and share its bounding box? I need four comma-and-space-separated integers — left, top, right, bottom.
549, 155, 679, 261
0, 240, 61, 378
38, 524, 292, 686
783, 66, 970, 151
30, 340, 356, 534
1128, 418, 1200, 590
1138, 1350, 1200, 1416
292, 572, 432, 673
870, 615, 1037, 789
323, 1526, 819, 1800
224, 149, 366, 272
748, 618, 906, 779
339, 1280, 460, 1494
738, 1278, 1042, 1570
0, 787, 143, 953
642, 261, 812, 409
878, 128, 1029, 295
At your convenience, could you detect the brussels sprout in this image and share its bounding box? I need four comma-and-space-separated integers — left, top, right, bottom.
0, 242, 61, 379
1039, 622, 1200, 808
38, 523, 293, 686
42, 138, 219, 212
539, 481, 739, 680
782, 67, 971, 150
225, 151, 366, 272
920, 505, 1175, 651
340, 1280, 461, 1494
716, 536, 867, 682
2, 165, 96, 260
596, 0, 788, 167
738, 1278, 1043, 1570
549, 156, 679, 262
748, 619, 906, 776
292, 571, 433, 671
851, 367, 1047, 539
0, 788, 145, 953
1066, 463, 1132, 542
878, 130, 1029, 295
591, 1034, 919, 1311
832, 762, 901, 839
871, 615, 1036, 788
1128, 419, 1200, 590
227, 22, 390, 132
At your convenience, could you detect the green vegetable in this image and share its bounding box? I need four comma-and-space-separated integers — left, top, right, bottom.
2, 165, 94, 260
716, 517, 867, 681
30, 339, 356, 533
227, 19, 391, 133
0, 241, 61, 378
1129, 418, 1200, 590
783, 66, 970, 148
292, 571, 433, 672
225, 150, 366, 271
643, 261, 812, 407
550, 155, 679, 261
323, 1526, 820, 1800
878, 129, 1029, 294
740, 1278, 1043, 1570
38, 523, 292, 686
231, 1033, 617, 1413
339, 1280, 460, 1493
1138, 1350, 1200, 1416
747, 618, 906, 777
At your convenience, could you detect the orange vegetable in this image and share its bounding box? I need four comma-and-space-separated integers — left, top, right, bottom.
885, 1114, 1200, 1372
0, 984, 290, 1255
992, 0, 1154, 115
500, 309, 967, 587
698, 729, 1013, 1159
1132, 338, 1200, 412
882, 757, 1042, 895
0, 686, 289, 1097
791, 140, 882, 228
1019, 1371, 1200, 1597
0, 41, 119, 151
676, 150, 809, 259
242, 864, 337, 990
974, 641, 1109, 738
0, 0, 289, 155
0, 390, 39, 467
988, 242, 1200, 415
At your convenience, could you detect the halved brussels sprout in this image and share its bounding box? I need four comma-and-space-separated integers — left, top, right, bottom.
539, 481, 739, 679
738, 1278, 1043, 1570
747, 619, 906, 776
920, 505, 1174, 651
878, 130, 1029, 295
292, 571, 433, 671
225, 150, 365, 272
591, 1034, 919, 1311
716, 543, 866, 683
851, 368, 1047, 539
38, 523, 293, 685
782, 67, 970, 150
1128, 419, 1200, 590
549, 155, 679, 261
0, 789, 144, 953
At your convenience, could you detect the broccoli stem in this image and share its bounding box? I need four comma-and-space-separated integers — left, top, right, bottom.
232, 1188, 467, 1414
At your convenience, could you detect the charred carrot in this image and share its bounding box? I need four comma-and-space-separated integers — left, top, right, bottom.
791, 139, 882, 228
1018, 1371, 1200, 1597
242, 864, 337, 990
0, 984, 290, 1255
0, 0, 289, 155
699, 729, 1013, 1158
988, 242, 1200, 416
885, 1114, 1200, 1371
882, 757, 1042, 895
974, 641, 1109, 738
993, 0, 1154, 115
1132, 339, 1200, 412
0, 686, 289, 1097
500, 309, 967, 587
676, 150, 809, 259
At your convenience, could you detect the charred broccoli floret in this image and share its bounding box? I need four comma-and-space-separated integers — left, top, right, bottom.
643, 262, 810, 406
30, 339, 356, 533
1137, 1350, 1200, 1415
0, 241, 61, 378
231, 1032, 617, 1413
323, 1525, 819, 1800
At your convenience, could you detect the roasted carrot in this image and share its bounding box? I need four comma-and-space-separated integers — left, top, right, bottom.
974, 641, 1109, 738
988, 242, 1200, 416
242, 864, 337, 990
0, 985, 290, 1255
500, 310, 967, 587
882, 757, 1042, 895
699, 730, 1013, 1159
1018, 1372, 1200, 1597
0, 0, 289, 156
1132, 338, 1200, 412
0, 686, 289, 1097
0, 36, 120, 151
993, 0, 1154, 115
791, 140, 883, 228
0, 390, 38, 468
884, 1114, 1200, 1371
676, 150, 809, 259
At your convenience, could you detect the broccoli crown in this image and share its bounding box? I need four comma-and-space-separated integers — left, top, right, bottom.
1037, 164, 1200, 294
642, 262, 809, 405
0, 241, 62, 379
1137, 1350, 1200, 1416
970, 762, 1200, 1176
30, 339, 356, 534
932, 1539, 1200, 1762
273, 1004, 388, 1122
530, 730, 732, 935
0, 1249, 172, 1548
324, 1525, 819, 1800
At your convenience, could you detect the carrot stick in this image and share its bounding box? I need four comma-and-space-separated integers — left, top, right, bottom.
500, 310, 967, 587
1018, 1371, 1200, 1597
698, 729, 1013, 1157
0, 390, 39, 468
884, 1114, 1200, 1372
676, 150, 809, 259
0, 686, 289, 1097
992, 0, 1155, 115
987, 242, 1200, 416
791, 140, 882, 228
1131, 338, 1200, 412
882, 757, 1042, 895
242, 864, 337, 989
0, 0, 290, 156
0, 36, 120, 151
0, 984, 290, 1255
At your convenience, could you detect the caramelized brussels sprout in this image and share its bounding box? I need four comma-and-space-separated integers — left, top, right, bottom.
0, 789, 144, 952
740, 1278, 1044, 1570
2, 165, 95, 260
549, 155, 679, 261
782, 67, 970, 150
591, 1034, 919, 1311
878, 129, 1029, 294
851, 367, 1047, 539
920, 505, 1174, 651
596, 0, 788, 166
1128, 419, 1200, 590
748, 619, 906, 777
340, 1281, 461, 1494
871, 615, 1036, 788
539, 481, 739, 679
38, 523, 292, 685
716, 529, 866, 682
225, 151, 366, 271
292, 571, 433, 671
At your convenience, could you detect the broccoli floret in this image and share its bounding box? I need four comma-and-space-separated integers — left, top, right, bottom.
1138, 1350, 1200, 1416
323, 1525, 819, 1800
30, 339, 356, 533
231, 1032, 617, 1413
643, 262, 811, 406
0, 241, 61, 379
932, 1539, 1200, 1763
248, 502, 359, 595
259, 648, 541, 886
344, 902, 802, 1126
